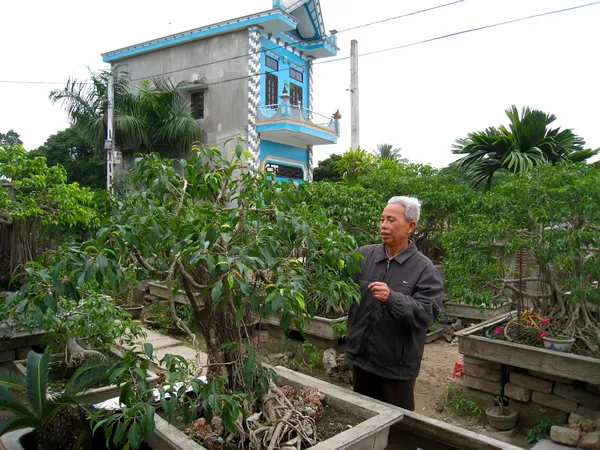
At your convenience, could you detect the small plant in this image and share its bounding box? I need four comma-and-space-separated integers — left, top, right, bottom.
444, 386, 482, 417
300, 341, 323, 370
332, 319, 347, 338
492, 385, 509, 416
526, 420, 553, 445
0, 349, 110, 446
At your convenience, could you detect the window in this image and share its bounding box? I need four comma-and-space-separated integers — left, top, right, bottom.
290, 83, 303, 106
290, 68, 303, 83
190, 91, 205, 120
265, 162, 304, 180
266, 73, 278, 108
266, 55, 279, 70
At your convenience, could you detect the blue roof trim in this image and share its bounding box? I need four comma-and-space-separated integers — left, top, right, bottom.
278, 32, 337, 54
256, 122, 337, 143
102, 10, 298, 62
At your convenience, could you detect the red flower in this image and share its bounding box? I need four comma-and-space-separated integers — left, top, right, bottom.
494, 327, 504, 335
540, 317, 550, 325
538, 332, 548, 339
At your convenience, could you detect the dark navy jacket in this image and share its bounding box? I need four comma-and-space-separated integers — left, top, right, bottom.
346, 241, 443, 380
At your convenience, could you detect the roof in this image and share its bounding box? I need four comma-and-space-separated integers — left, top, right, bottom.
102, 1, 336, 63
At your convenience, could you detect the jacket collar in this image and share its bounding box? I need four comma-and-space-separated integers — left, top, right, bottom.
374, 239, 417, 265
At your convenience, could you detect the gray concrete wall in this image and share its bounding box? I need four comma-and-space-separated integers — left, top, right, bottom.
112, 29, 250, 161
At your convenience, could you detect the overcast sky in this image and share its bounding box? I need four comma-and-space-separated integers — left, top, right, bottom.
1, 0, 599, 168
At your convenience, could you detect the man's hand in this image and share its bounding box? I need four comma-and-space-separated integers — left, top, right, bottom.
368, 281, 390, 302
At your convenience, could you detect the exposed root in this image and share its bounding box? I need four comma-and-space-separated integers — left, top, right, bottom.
65, 336, 102, 367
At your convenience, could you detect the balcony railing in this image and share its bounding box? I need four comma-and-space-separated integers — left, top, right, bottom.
257, 104, 340, 135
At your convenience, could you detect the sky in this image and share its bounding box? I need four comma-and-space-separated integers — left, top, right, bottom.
1, 0, 599, 168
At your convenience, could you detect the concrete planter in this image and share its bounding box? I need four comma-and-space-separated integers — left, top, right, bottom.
0, 324, 47, 363
148, 366, 404, 450
425, 326, 443, 344
148, 281, 197, 305
444, 301, 510, 321
263, 314, 346, 346
455, 312, 600, 384
13, 350, 160, 405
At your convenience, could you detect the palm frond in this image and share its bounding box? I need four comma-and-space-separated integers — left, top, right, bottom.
0, 391, 33, 417
64, 356, 112, 396
0, 416, 42, 436
0, 368, 27, 392
26, 350, 49, 416
40, 394, 79, 421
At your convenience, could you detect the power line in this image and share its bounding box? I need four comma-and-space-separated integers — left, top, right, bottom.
1, 1, 598, 88
127, 0, 464, 83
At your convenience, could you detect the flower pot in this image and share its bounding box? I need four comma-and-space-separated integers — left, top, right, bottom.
121, 306, 143, 319
542, 336, 575, 353
143, 317, 159, 329
167, 323, 186, 336
485, 406, 518, 431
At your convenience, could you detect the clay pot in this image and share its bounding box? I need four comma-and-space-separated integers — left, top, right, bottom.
485, 406, 518, 431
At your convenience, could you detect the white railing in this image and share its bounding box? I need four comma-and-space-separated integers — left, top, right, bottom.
257, 103, 339, 134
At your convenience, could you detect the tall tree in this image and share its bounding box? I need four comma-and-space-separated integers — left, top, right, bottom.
372, 143, 407, 163
49, 68, 202, 157
0, 130, 23, 146
30, 128, 106, 189
452, 105, 598, 189
313, 153, 342, 182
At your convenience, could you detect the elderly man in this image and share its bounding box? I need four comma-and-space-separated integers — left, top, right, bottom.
346, 196, 444, 411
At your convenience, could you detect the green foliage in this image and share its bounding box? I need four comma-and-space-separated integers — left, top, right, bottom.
0, 129, 22, 146
526, 420, 553, 444
443, 386, 482, 417
372, 143, 408, 163
332, 319, 347, 338
50, 68, 203, 157
3, 238, 144, 352
0, 349, 104, 437
313, 153, 342, 182
442, 163, 600, 350
0, 144, 99, 226
452, 105, 599, 189
30, 127, 106, 189
334, 147, 376, 182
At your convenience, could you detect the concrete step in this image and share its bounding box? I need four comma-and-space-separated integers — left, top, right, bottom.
531, 439, 574, 449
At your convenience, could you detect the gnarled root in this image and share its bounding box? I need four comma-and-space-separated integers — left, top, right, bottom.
65, 336, 102, 367
244, 382, 321, 450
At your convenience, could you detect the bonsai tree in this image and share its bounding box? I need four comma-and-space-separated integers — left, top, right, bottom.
442, 163, 600, 353
0, 144, 99, 287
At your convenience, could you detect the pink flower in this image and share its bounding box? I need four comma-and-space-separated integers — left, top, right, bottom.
540, 317, 550, 325
494, 327, 504, 335
538, 332, 548, 339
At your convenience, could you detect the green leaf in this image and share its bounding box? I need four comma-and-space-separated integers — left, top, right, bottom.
211, 280, 223, 303
235, 144, 243, 159
227, 274, 234, 290
280, 312, 292, 331
26, 350, 48, 415
96, 253, 108, 272
143, 343, 154, 360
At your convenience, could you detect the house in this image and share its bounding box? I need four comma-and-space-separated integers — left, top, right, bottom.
101, 0, 340, 182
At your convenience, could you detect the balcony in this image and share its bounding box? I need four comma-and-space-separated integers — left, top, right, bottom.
256, 103, 340, 147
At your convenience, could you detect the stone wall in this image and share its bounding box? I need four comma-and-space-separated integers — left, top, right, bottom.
452, 355, 600, 431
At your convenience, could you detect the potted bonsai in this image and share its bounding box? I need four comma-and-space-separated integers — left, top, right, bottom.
113, 266, 145, 319
485, 388, 518, 431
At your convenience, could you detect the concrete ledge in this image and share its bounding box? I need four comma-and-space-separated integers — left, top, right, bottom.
148, 415, 207, 450
393, 410, 524, 450
263, 314, 346, 341
273, 365, 403, 449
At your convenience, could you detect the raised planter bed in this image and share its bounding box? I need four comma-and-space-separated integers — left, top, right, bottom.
455, 311, 600, 384
0, 324, 47, 362
425, 326, 443, 344
13, 350, 160, 405
147, 365, 403, 450
148, 282, 194, 305
262, 314, 346, 348
444, 301, 510, 322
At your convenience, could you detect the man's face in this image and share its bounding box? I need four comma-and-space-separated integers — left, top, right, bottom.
380, 203, 416, 247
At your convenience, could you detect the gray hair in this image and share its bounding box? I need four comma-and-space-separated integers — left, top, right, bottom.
387, 196, 421, 224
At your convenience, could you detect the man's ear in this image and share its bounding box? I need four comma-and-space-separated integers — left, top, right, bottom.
408, 221, 417, 233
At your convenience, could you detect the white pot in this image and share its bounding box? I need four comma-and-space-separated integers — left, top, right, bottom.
542, 336, 575, 352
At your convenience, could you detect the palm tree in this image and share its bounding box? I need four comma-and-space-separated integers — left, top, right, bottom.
0, 350, 110, 439
49, 68, 202, 157
452, 105, 598, 189
373, 143, 408, 163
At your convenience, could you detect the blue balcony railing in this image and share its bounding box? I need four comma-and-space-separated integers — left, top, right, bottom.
257, 104, 340, 135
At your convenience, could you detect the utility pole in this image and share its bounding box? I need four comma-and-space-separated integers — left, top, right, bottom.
350, 39, 360, 150
105, 73, 115, 193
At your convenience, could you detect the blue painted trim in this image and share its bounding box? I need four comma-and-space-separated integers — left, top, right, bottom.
102, 11, 297, 62
303, 3, 319, 39
256, 122, 337, 143
278, 33, 337, 55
